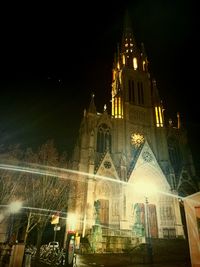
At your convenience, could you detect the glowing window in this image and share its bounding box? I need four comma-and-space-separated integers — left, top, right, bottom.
155, 107, 159, 127
125, 43, 128, 47
159, 106, 163, 126
112, 96, 123, 119
142, 61, 146, 71
130, 43, 133, 47
126, 50, 129, 53
133, 57, 138, 70
155, 106, 163, 127
122, 55, 125, 65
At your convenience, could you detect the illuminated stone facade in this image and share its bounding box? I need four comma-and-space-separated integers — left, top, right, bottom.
68, 13, 198, 252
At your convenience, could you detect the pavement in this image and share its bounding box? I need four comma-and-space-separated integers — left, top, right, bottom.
32, 253, 191, 267
75, 253, 190, 267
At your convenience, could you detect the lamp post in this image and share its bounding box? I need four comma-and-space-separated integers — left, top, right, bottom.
51, 213, 60, 250
134, 181, 156, 264
144, 196, 153, 264
64, 213, 77, 267
7, 201, 22, 243
6, 201, 24, 267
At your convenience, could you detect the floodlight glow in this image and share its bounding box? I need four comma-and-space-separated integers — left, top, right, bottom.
8, 201, 22, 213
134, 180, 157, 197
67, 213, 77, 231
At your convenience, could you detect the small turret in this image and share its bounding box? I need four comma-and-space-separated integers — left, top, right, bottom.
141, 42, 148, 72
88, 93, 96, 114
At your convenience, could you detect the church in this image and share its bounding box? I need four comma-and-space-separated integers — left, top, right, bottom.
67, 12, 198, 252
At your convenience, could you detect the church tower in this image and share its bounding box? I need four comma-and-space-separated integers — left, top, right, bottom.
68, 12, 198, 252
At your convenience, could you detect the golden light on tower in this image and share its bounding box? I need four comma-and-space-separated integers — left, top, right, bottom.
155, 106, 163, 127
142, 61, 146, 71
133, 57, 138, 70
122, 55, 125, 64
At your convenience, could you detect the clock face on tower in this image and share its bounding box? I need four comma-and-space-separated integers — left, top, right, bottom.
131, 133, 144, 148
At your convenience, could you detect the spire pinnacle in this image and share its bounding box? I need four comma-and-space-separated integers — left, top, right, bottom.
88, 93, 96, 114
152, 79, 160, 104
123, 9, 132, 32
121, 10, 140, 65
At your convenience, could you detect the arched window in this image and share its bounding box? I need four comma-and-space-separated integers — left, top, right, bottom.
168, 137, 182, 174
142, 60, 146, 71
122, 54, 125, 65
133, 57, 138, 70
128, 80, 135, 103
97, 123, 111, 153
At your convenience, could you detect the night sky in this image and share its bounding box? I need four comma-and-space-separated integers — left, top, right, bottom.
0, 1, 199, 172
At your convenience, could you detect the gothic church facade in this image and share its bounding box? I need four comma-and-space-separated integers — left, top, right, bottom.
68, 13, 198, 252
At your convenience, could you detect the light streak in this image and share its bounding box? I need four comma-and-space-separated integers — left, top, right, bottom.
0, 163, 127, 185
0, 162, 185, 200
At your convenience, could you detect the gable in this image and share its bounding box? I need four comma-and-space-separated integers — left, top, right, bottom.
128, 141, 171, 194
94, 151, 122, 201
95, 151, 119, 180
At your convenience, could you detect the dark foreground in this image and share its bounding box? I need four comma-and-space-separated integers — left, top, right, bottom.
32, 253, 191, 267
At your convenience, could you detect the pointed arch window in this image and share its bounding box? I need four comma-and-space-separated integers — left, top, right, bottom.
137, 82, 144, 105
140, 82, 144, 104
97, 124, 112, 153
133, 57, 138, 70
122, 55, 125, 65
155, 106, 163, 127
167, 137, 182, 174
142, 61, 146, 71
137, 82, 140, 104
128, 80, 135, 103
112, 96, 123, 118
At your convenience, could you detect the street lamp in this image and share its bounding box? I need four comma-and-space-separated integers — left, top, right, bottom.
144, 196, 153, 263
64, 213, 77, 267
134, 181, 156, 264
7, 201, 23, 242
8, 201, 22, 213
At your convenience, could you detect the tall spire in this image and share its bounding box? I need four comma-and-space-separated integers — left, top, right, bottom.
121, 10, 140, 58
123, 9, 132, 33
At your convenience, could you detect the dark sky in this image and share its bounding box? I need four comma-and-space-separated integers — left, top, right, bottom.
0, 0, 199, 171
